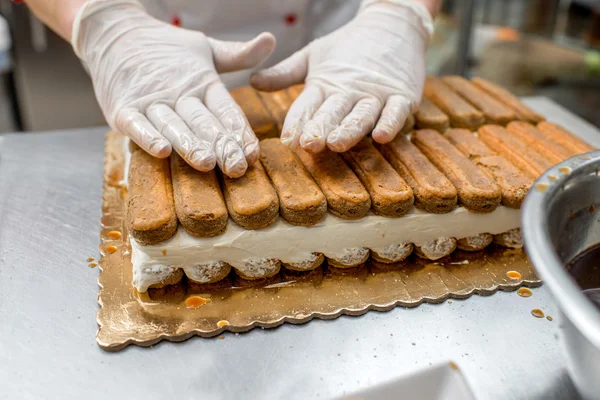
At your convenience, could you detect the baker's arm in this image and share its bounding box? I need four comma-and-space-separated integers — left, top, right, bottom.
21, 0, 275, 178
408, 0, 442, 16
20, 0, 85, 41
252, 0, 441, 153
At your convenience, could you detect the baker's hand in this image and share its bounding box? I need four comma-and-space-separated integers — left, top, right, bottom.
72, 0, 275, 177
251, 0, 433, 153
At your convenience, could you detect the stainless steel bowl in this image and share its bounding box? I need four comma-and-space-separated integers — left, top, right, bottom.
522, 151, 600, 400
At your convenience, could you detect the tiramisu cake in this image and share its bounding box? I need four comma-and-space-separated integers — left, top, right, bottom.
125, 76, 594, 293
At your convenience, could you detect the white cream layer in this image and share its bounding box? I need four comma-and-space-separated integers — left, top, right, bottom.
131, 206, 521, 292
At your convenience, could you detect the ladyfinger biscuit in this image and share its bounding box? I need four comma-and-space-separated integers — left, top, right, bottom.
415, 237, 457, 260
287, 84, 305, 101
127, 149, 178, 245
283, 253, 325, 272
230, 87, 278, 140
371, 242, 414, 264
148, 268, 184, 289
457, 234, 493, 252
327, 248, 370, 269
424, 77, 485, 130
222, 161, 279, 230
400, 114, 416, 135
442, 76, 516, 125
235, 258, 281, 280
295, 148, 371, 219
444, 128, 495, 159
507, 121, 574, 164
477, 125, 554, 178
473, 156, 532, 209
471, 77, 545, 124
445, 129, 532, 208
411, 130, 501, 213
342, 138, 414, 217
493, 228, 523, 249
415, 98, 450, 132
257, 89, 294, 132
536, 121, 595, 155
184, 262, 232, 285
377, 136, 457, 214
170, 154, 228, 237
259, 139, 327, 226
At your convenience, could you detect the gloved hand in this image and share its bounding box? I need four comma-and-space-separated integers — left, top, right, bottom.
72, 0, 275, 178
251, 0, 433, 153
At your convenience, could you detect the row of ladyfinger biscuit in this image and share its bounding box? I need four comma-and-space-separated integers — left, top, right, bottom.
229, 84, 303, 140
233, 77, 546, 140
233, 83, 415, 140
145, 228, 524, 291
237, 76, 548, 148
126, 119, 592, 247
419, 76, 546, 131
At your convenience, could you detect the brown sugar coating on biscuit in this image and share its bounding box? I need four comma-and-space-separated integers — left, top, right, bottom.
377, 136, 457, 213
477, 124, 554, 179
507, 121, 574, 164
257, 89, 294, 132
222, 161, 279, 230
442, 76, 516, 125
444, 129, 532, 208
230, 87, 278, 140
444, 128, 496, 160
411, 129, 501, 213
415, 97, 450, 132
424, 77, 485, 130
259, 139, 327, 226
473, 155, 532, 209
536, 121, 595, 155
471, 77, 545, 124
342, 138, 414, 217
127, 149, 178, 245
295, 148, 371, 219
170, 154, 228, 237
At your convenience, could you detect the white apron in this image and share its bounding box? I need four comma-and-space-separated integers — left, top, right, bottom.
140, 0, 361, 88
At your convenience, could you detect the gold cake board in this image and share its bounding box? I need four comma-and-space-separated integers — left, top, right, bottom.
97, 131, 541, 351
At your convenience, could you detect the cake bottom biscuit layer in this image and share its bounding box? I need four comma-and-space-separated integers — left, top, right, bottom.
131, 206, 521, 292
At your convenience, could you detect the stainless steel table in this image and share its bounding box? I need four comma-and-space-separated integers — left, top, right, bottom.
1, 98, 598, 400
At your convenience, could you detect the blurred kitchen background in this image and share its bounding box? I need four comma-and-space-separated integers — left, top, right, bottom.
0, 0, 599, 133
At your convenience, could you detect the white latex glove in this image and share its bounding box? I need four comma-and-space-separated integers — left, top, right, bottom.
72, 0, 275, 178
251, 0, 433, 153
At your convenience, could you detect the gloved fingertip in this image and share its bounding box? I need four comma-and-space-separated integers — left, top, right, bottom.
223, 157, 248, 179
300, 134, 326, 154
324, 130, 350, 153
280, 130, 298, 149
244, 32, 276, 68
244, 140, 261, 165
372, 129, 397, 144
249, 71, 275, 92
189, 149, 217, 171
148, 139, 172, 158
